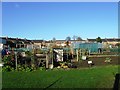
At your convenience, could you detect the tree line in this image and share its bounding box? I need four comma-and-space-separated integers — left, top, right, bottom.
53, 36, 103, 43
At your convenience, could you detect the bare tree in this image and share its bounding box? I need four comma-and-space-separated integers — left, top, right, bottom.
72, 35, 78, 40
77, 37, 82, 40
52, 37, 56, 41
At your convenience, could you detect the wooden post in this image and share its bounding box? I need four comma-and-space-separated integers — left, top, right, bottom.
80, 49, 82, 56
72, 48, 74, 59
32, 48, 35, 65
16, 44, 17, 48
67, 46, 69, 61
70, 46, 73, 59
89, 50, 90, 57
77, 50, 78, 62
51, 49, 53, 66
15, 52, 17, 70
46, 53, 49, 69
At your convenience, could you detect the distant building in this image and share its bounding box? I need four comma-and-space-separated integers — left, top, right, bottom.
0, 37, 33, 50
1, 37, 119, 51
0, 38, 6, 50
55, 40, 86, 47
32, 40, 43, 49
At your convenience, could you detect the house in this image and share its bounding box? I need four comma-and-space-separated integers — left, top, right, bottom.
55, 40, 66, 47
32, 40, 43, 49
44, 41, 52, 48
55, 40, 86, 47
0, 37, 33, 50
0, 37, 6, 50
32, 39, 86, 49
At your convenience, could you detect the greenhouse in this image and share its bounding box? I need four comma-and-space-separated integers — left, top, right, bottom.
71, 43, 103, 53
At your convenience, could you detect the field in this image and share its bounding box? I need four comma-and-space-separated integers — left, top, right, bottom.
2, 65, 119, 89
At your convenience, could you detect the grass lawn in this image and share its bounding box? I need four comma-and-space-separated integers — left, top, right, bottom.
2, 65, 119, 89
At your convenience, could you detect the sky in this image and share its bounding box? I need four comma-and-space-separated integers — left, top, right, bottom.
2, 2, 118, 40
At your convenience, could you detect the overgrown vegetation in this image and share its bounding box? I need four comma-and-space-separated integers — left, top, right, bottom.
104, 57, 112, 63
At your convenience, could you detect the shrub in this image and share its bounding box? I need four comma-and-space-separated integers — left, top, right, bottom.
2, 65, 15, 72
38, 67, 46, 71
31, 64, 37, 71
3, 55, 11, 64
104, 57, 111, 63
25, 51, 32, 56
25, 67, 32, 72
17, 64, 34, 72
17, 64, 25, 71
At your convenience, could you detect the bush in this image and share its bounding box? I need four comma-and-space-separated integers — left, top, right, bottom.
25, 51, 32, 56
25, 67, 32, 72
17, 64, 25, 71
3, 55, 11, 64
52, 67, 64, 71
2, 65, 15, 72
31, 64, 37, 71
17, 64, 35, 72
104, 57, 111, 63
38, 67, 46, 71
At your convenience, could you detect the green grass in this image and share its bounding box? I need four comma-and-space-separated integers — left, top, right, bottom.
2, 65, 119, 89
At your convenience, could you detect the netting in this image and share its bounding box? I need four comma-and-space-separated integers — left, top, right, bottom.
110, 48, 120, 52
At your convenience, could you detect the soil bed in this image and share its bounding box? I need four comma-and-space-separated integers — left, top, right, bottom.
72, 56, 119, 68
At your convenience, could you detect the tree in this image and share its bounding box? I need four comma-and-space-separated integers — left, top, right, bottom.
52, 37, 56, 42
72, 35, 76, 40
66, 36, 71, 41
96, 37, 102, 43
73, 35, 79, 40
52, 37, 56, 47
77, 37, 82, 41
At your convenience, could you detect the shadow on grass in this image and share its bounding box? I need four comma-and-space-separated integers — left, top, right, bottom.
43, 76, 63, 90
113, 73, 120, 90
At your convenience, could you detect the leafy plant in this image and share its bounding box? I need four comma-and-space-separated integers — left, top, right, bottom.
31, 64, 37, 71
25, 67, 32, 72
38, 67, 46, 71
104, 57, 111, 63
2, 65, 15, 72
3, 55, 11, 64
25, 51, 32, 56
17, 64, 34, 72
17, 64, 25, 71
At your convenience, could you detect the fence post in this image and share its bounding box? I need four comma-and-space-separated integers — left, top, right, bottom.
15, 52, 17, 70
77, 50, 78, 62
51, 48, 53, 67
46, 53, 49, 69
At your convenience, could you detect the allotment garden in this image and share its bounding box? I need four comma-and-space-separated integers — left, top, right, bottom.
1, 45, 120, 89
